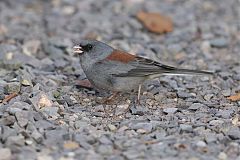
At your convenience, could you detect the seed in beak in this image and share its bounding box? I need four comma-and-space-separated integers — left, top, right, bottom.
73, 45, 83, 54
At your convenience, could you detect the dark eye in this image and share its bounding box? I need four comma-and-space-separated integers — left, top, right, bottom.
82, 44, 93, 52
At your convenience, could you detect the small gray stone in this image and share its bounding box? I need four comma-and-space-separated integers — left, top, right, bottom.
227, 127, 240, 140
1, 126, 17, 141
115, 104, 130, 115
97, 145, 113, 155
210, 38, 229, 48
4, 82, 21, 94
205, 134, 217, 143
15, 111, 29, 127
0, 44, 18, 55
44, 129, 68, 145
0, 116, 16, 126
22, 39, 41, 56
99, 135, 112, 145
163, 108, 178, 114
122, 149, 145, 159
107, 124, 117, 131
40, 106, 59, 119
130, 105, 148, 115
74, 134, 94, 150
218, 152, 227, 160
31, 130, 43, 143
196, 140, 207, 147
84, 152, 103, 160
177, 91, 195, 98
216, 110, 233, 119
154, 130, 167, 139
74, 121, 89, 129
130, 122, 153, 133
167, 43, 183, 53
188, 103, 204, 110
7, 107, 22, 115
17, 147, 37, 160
180, 124, 193, 132
6, 134, 25, 147
94, 105, 104, 112
221, 89, 231, 97
37, 155, 54, 160
0, 148, 12, 160
34, 120, 55, 130
209, 120, 224, 126
204, 93, 214, 101
107, 155, 124, 160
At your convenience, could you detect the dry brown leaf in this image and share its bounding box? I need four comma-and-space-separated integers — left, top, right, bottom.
136, 11, 173, 34
63, 141, 79, 150
227, 93, 240, 101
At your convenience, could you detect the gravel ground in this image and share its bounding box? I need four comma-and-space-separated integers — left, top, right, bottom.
0, 0, 240, 159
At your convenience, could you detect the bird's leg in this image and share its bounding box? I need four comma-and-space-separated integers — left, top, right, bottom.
136, 84, 142, 104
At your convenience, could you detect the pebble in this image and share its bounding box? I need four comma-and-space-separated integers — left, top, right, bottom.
6, 134, 25, 146
188, 103, 204, 110
0, 116, 16, 126
107, 124, 117, 131
99, 136, 112, 145
1, 126, 17, 141
180, 124, 193, 132
131, 122, 153, 133
8, 101, 31, 112
122, 149, 144, 159
177, 91, 195, 98
196, 141, 207, 147
4, 82, 21, 94
204, 94, 214, 101
218, 152, 227, 160
204, 133, 217, 143
31, 130, 43, 143
130, 104, 148, 115
97, 145, 113, 155
209, 120, 224, 126
37, 155, 54, 160
0, 148, 11, 160
115, 104, 130, 115
22, 40, 41, 56
221, 89, 231, 97
210, 38, 229, 48
40, 106, 59, 119
227, 127, 240, 140
25, 139, 33, 145
163, 108, 178, 114
15, 111, 29, 127
216, 110, 233, 119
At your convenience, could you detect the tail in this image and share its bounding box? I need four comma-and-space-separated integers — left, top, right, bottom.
161, 68, 214, 76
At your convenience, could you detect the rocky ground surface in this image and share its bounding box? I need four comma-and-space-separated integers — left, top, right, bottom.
0, 0, 240, 159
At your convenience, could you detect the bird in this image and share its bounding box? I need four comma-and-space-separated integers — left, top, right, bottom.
73, 40, 213, 103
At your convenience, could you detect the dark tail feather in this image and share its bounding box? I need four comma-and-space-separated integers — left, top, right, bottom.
162, 68, 214, 76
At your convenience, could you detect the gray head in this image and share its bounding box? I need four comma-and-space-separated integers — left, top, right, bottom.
73, 40, 113, 62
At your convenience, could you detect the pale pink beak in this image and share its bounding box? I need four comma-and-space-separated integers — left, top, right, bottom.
73, 45, 83, 54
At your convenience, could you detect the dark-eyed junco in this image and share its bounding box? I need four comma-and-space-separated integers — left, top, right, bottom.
73, 40, 213, 102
